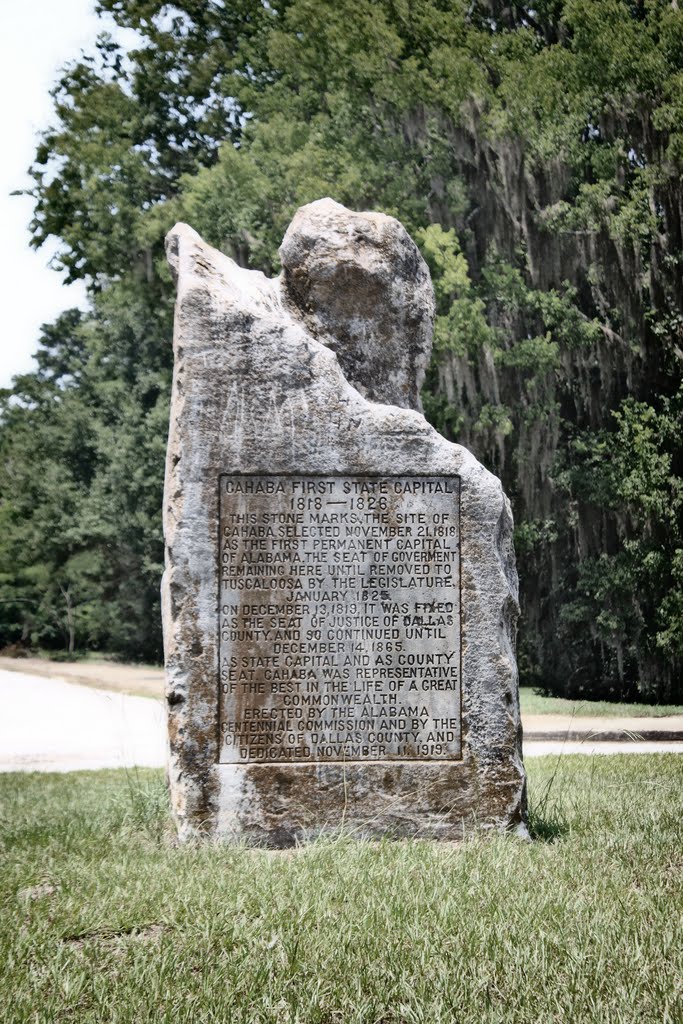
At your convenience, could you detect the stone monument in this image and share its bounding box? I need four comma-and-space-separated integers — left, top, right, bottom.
162, 198, 526, 845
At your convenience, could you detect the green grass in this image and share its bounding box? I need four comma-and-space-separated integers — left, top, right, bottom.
1, 757, 682, 1023
519, 686, 683, 717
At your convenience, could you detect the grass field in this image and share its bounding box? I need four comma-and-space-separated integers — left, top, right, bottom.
519, 687, 683, 717
2, 756, 682, 1023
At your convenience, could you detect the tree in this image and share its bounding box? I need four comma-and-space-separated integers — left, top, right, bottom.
2, 0, 680, 697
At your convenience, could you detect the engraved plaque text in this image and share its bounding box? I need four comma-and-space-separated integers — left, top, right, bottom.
218, 475, 461, 763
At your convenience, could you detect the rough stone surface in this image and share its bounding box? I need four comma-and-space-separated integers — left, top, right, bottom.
162, 198, 526, 846
279, 199, 433, 411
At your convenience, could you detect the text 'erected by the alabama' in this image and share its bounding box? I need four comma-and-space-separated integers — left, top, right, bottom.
218, 475, 461, 763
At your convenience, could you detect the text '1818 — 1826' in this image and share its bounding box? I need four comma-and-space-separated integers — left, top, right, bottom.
218, 475, 461, 764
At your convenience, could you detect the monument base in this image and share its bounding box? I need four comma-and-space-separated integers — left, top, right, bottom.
162, 200, 526, 844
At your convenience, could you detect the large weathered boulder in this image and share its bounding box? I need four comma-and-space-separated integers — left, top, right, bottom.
162, 198, 526, 845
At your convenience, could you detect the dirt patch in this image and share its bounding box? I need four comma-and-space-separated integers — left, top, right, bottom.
0, 657, 164, 699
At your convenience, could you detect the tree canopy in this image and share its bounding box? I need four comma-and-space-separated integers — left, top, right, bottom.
2, 0, 681, 699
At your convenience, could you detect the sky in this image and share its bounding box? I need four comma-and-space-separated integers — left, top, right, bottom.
0, 0, 136, 389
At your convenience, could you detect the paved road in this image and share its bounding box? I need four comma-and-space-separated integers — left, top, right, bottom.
1, 669, 681, 771
0, 670, 166, 772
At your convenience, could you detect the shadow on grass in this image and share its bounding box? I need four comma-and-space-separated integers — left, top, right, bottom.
527, 806, 568, 842
526, 750, 573, 842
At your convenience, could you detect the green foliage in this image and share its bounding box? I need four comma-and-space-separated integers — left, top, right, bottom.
555, 390, 683, 699
514, 518, 559, 558
0, 299, 169, 661
416, 225, 495, 359
1, 0, 681, 696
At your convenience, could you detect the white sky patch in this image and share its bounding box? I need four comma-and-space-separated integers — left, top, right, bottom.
0, 0, 137, 389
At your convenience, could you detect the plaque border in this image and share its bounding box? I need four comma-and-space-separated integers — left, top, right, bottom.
216, 473, 462, 766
